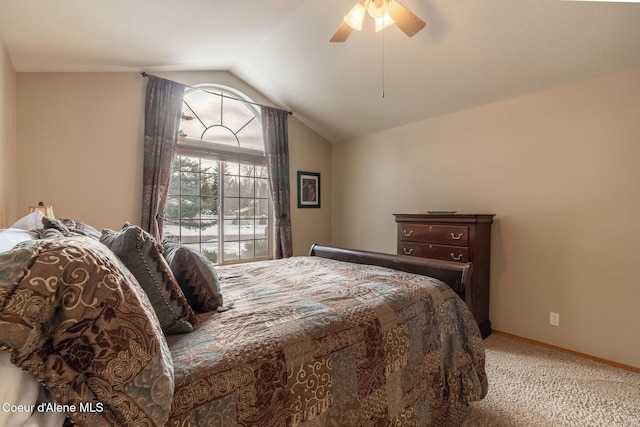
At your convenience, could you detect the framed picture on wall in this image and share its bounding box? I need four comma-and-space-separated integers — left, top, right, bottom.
297, 171, 321, 208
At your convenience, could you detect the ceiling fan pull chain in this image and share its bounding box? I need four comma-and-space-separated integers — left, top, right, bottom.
381, 20, 386, 98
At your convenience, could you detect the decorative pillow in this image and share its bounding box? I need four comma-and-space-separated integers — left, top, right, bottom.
100, 224, 197, 334
42, 217, 102, 240
32, 228, 65, 240
0, 228, 37, 252
163, 240, 224, 312
42, 216, 71, 234
10, 211, 45, 230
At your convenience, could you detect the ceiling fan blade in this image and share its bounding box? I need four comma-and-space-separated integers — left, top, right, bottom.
387, 0, 426, 37
330, 21, 354, 42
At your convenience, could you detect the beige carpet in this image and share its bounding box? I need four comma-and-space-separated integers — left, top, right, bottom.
458, 334, 640, 427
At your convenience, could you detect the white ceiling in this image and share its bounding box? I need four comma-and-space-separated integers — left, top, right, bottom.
1, 0, 639, 143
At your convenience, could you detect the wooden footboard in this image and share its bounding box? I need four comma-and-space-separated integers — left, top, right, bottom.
309, 244, 472, 300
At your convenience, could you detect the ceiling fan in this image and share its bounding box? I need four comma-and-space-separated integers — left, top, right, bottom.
330, 0, 426, 42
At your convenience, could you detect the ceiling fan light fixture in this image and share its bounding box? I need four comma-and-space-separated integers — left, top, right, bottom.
330, 0, 425, 42
367, 0, 391, 18
344, 3, 366, 31
375, 13, 395, 32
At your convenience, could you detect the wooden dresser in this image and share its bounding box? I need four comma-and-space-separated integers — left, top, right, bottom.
394, 213, 495, 338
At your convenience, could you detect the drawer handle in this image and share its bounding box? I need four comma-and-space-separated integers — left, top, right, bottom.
451, 253, 463, 261
403, 230, 414, 237
403, 248, 414, 255
451, 232, 464, 240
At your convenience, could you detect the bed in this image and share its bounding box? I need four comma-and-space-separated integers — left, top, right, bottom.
0, 215, 487, 426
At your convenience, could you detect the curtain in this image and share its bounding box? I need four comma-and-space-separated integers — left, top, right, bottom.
141, 76, 185, 239
261, 106, 293, 258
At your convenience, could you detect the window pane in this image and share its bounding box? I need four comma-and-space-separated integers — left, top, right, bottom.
257, 211, 269, 225
201, 242, 218, 264
238, 120, 264, 151
255, 221, 268, 239
224, 197, 239, 217
200, 157, 217, 173
240, 164, 255, 177
178, 156, 200, 171
201, 218, 217, 242
225, 162, 240, 177
180, 222, 200, 244
223, 219, 240, 242
255, 200, 269, 218
224, 242, 240, 261
181, 172, 200, 195
184, 90, 221, 128
239, 196, 252, 213
224, 100, 256, 133
182, 196, 200, 218
179, 108, 205, 140
239, 219, 255, 242
201, 196, 217, 216
255, 166, 268, 179
254, 239, 269, 258
165, 196, 181, 220
203, 126, 238, 146
240, 241, 254, 260
240, 177, 255, 198
224, 177, 240, 198
256, 178, 269, 198
163, 221, 180, 243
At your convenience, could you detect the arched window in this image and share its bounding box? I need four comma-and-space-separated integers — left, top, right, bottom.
163, 85, 271, 264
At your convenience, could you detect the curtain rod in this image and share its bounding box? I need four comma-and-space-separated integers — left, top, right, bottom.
140, 72, 292, 115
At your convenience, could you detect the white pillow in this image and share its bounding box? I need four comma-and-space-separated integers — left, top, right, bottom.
10, 211, 45, 231
0, 352, 66, 427
0, 228, 36, 253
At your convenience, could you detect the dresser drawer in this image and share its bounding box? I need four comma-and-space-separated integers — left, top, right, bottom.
399, 242, 469, 263
398, 224, 469, 246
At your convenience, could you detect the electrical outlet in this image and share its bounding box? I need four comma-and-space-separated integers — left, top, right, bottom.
549, 312, 560, 327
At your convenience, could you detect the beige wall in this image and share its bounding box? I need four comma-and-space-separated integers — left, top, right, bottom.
332, 67, 640, 368
0, 39, 17, 227
17, 73, 145, 228
15, 71, 331, 256
288, 118, 332, 254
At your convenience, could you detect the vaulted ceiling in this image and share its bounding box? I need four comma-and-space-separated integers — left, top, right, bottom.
1, 0, 639, 143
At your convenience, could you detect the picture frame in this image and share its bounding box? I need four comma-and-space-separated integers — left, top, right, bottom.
297, 171, 321, 208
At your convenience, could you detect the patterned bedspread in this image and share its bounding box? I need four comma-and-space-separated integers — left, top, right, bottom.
166, 256, 487, 426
